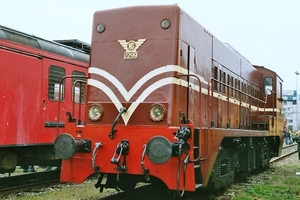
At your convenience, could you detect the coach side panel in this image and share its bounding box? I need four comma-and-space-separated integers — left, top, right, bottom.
1, 48, 43, 145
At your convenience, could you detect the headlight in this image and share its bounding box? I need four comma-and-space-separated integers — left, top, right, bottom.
149, 104, 166, 122
88, 104, 103, 121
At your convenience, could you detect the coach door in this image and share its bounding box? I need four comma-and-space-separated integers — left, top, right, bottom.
40, 60, 67, 142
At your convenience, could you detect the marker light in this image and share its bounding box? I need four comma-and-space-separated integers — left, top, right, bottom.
97, 23, 105, 33
161, 19, 171, 29
88, 104, 103, 121
149, 104, 166, 122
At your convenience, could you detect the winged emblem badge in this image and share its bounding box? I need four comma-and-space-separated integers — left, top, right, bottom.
118, 39, 146, 60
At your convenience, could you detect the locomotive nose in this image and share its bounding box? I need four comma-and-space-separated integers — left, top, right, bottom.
146, 136, 172, 164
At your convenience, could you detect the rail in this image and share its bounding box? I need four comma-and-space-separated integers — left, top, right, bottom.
208, 77, 270, 129
0, 170, 60, 196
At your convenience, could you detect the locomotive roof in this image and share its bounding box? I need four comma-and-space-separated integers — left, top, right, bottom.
224, 43, 251, 64
0, 25, 90, 62
253, 65, 283, 82
54, 39, 90, 53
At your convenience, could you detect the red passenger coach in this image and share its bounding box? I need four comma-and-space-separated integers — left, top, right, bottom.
0, 25, 89, 173
54, 5, 284, 197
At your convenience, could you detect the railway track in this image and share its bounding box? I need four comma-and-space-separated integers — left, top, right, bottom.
0, 169, 60, 197
271, 143, 297, 163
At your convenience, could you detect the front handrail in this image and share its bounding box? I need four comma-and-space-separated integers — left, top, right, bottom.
72, 79, 87, 124
176, 74, 203, 162
56, 75, 88, 135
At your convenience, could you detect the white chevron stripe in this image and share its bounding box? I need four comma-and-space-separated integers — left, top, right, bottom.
88, 79, 124, 109
88, 77, 189, 125
88, 65, 207, 101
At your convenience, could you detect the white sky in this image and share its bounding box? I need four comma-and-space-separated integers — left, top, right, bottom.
1, 0, 299, 90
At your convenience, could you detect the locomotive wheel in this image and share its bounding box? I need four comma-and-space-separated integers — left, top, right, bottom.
0, 152, 17, 172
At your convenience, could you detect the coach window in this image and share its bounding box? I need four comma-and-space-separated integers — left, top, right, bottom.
264, 77, 273, 95
72, 71, 86, 103
48, 66, 65, 101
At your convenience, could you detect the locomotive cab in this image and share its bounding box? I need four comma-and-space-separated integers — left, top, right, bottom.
252, 65, 284, 132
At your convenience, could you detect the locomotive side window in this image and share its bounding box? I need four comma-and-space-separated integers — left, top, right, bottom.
234, 78, 238, 98
222, 71, 226, 93
72, 71, 86, 104
213, 66, 218, 91
48, 66, 66, 101
243, 83, 246, 101
230, 76, 234, 97
227, 74, 230, 96
250, 86, 254, 102
237, 80, 240, 98
264, 76, 273, 95
219, 69, 222, 92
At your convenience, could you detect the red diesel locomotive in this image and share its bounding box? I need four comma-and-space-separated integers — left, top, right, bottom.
54, 5, 284, 197
0, 25, 89, 173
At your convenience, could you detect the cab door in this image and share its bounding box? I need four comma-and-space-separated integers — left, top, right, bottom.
178, 41, 189, 123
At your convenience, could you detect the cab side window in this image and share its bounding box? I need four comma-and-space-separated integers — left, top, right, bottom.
48, 65, 65, 101
72, 71, 86, 103
264, 76, 273, 95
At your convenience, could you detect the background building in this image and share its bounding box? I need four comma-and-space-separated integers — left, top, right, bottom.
283, 90, 298, 131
